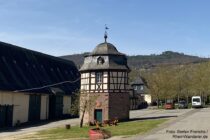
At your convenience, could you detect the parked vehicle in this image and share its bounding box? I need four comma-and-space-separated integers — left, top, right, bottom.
164, 99, 174, 109
192, 96, 203, 108
178, 100, 188, 109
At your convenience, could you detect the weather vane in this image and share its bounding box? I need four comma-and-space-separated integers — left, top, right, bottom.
104, 24, 109, 42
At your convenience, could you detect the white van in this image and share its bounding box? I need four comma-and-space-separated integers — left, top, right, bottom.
192, 96, 202, 108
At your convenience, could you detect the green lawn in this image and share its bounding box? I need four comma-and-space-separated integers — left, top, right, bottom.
22, 119, 167, 140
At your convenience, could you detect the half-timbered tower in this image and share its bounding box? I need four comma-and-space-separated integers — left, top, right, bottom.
79, 35, 130, 124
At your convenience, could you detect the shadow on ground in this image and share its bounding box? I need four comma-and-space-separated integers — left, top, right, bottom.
0, 121, 50, 133
0, 116, 79, 133
128, 115, 177, 122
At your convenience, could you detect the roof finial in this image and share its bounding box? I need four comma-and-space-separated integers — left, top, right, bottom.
104, 24, 109, 42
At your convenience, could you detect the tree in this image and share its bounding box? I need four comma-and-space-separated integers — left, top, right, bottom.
144, 66, 171, 107
79, 91, 99, 128
180, 65, 194, 104
192, 62, 210, 105
70, 90, 99, 128
171, 64, 189, 105
145, 71, 162, 107
140, 59, 210, 108
129, 69, 141, 83
70, 91, 80, 117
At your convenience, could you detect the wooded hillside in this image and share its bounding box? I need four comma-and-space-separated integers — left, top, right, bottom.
60, 51, 208, 69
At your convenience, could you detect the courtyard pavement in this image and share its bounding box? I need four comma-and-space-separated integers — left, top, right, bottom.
0, 108, 199, 140
0, 118, 80, 139
113, 108, 210, 140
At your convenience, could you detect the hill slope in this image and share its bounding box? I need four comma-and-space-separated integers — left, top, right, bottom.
60, 51, 209, 69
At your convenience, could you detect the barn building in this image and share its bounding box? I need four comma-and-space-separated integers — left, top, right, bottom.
0, 41, 80, 128
79, 35, 130, 124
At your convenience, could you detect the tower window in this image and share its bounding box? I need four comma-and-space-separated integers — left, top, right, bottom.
96, 72, 103, 83
97, 57, 105, 65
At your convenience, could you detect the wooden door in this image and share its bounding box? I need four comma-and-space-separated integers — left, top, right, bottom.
94, 109, 102, 123
28, 95, 41, 122
49, 95, 63, 120
0, 105, 13, 127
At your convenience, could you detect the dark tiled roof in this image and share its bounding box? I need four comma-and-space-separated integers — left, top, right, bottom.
80, 55, 129, 71
89, 42, 124, 56
80, 42, 130, 72
0, 41, 80, 95
131, 76, 144, 85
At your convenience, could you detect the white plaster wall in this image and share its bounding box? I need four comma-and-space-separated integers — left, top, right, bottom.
81, 85, 84, 90
110, 84, 114, 89
112, 72, 117, 77
120, 85, 124, 89
103, 72, 108, 77
0, 92, 53, 126
0, 92, 29, 126
91, 78, 95, 83
0, 93, 13, 104
86, 85, 89, 90
144, 94, 152, 104
103, 77, 108, 83
103, 84, 108, 89
63, 96, 71, 114
91, 72, 95, 77
13, 93, 29, 126
81, 73, 85, 78
118, 72, 122, 77
120, 77, 125, 83
91, 85, 95, 90
40, 95, 49, 120
81, 79, 84, 84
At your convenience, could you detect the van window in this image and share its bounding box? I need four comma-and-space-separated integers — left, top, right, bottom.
193, 98, 200, 102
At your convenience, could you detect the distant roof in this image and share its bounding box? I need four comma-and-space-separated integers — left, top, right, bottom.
0, 41, 80, 95
88, 42, 124, 56
131, 76, 144, 85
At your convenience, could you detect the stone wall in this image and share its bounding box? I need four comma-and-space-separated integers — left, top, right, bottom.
109, 93, 130, 121
80, 93, 109, 124
80, 92, 130, 124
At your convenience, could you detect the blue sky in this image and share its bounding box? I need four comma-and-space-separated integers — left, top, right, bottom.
1, 0, 210, 57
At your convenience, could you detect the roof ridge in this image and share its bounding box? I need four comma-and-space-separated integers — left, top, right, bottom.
0, 40, 75, 65
0, 41, 80, 94
90, 42, 124, 56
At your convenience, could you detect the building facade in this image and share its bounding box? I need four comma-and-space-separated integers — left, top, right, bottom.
79, 39, 130, 124
130, 76, 151, 110
0, 41, 80, 127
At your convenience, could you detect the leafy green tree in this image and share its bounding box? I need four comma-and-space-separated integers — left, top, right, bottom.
192, 62, 210, 105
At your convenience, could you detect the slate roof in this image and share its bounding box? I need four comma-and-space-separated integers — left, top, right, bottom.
80, 42, 130, 72
90, 42, 124, 56
0, 41, 80, 95
131, 76, 144, 85
130, 76, 148, 94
